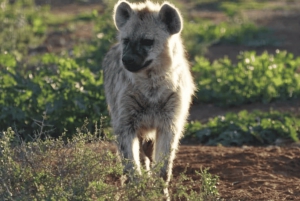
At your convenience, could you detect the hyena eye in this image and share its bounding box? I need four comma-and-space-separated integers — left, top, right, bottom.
141, 39, 154, 46
123, 38, 130, 45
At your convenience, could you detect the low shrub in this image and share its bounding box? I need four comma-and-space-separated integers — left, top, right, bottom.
186, 110, 300, 146
193, 51, 300, 106
0, 126, 219, 200
0, 53, 107, 138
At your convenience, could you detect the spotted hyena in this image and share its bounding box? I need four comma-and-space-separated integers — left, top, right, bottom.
103, 0, 195, 191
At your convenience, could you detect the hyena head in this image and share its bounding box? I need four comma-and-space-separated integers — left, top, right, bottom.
114, 0, 182, 73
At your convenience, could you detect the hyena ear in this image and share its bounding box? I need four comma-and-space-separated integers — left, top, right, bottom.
159, 3, 182, 35
114, 1, 133, 30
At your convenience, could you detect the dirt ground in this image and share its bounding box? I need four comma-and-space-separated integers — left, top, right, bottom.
184, 5, 300, 200
185, 6, 300, 200
174, 145, 300, 200
100, 142, 300, 200
38, 1, 300, 200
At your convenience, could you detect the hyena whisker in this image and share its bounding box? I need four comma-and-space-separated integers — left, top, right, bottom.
103, 0, 195, 198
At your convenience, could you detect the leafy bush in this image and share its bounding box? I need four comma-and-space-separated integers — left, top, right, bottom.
0, 0, 116, 137
193, 50, 300, 106
0, 53, 107, 137
0, 0, 48, 57
185, 110, 300, 146
0, 127, 219, 200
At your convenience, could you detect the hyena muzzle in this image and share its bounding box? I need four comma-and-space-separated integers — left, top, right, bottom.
103, 0, 195, 192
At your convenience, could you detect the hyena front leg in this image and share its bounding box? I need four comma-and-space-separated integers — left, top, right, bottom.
116, 127, 141, 184
154, 124, 181, 183
154, 124, 181, 200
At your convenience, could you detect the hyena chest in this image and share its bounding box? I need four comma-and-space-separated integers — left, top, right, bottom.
123, 86, 178, 127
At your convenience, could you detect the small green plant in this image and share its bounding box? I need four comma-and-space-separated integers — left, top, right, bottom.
193, 50, 300, 106
185, 110, 300, 146
170, 168, 219, 201
198, 168, 219, 200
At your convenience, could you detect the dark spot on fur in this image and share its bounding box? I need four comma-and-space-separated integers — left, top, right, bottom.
148, 87, 156, 97
160, 92, 175, 109
120, 144, 125, 152
129, 95, 145, 111
137, 7, 151, 20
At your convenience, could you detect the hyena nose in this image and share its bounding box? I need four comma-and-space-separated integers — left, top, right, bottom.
122, 56, 135, 66
122, 55, 145, 72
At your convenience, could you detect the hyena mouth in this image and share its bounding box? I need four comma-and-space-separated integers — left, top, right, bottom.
124, 60, 153, 73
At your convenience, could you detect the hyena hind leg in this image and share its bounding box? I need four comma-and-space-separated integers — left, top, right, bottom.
139, 140, 154, 171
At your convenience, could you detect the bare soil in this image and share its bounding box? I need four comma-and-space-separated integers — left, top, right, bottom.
39, 1, 300, 200
184, 5, 300, 200
174, 145, 300, 200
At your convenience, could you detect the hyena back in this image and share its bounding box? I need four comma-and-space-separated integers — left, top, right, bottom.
103, 0, 195, 185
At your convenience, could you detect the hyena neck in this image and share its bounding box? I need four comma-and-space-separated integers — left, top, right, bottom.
130, 61, 182, 100
133, 69, 179, 100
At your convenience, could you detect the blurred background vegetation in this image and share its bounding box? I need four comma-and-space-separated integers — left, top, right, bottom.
0, 0, 299, 145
